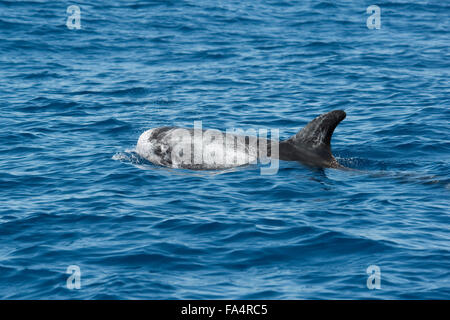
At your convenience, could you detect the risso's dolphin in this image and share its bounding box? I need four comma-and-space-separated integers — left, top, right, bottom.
136, 110, 346, 170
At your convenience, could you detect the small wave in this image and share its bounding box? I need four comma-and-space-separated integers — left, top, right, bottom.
69, 87, 150, 98
112, 149, 139, 162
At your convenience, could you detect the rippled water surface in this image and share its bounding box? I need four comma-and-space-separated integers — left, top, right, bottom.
0, 0, 449, 299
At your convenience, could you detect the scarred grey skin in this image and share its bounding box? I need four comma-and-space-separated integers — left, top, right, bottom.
136, 110, 346, 170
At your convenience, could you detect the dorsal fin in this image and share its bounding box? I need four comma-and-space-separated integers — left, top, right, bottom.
289, 110, 346, 160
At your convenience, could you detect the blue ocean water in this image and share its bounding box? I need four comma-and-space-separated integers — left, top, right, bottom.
0, 0, 449, 299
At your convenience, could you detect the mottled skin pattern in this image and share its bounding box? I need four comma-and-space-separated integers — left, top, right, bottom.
136, 110, 346, 169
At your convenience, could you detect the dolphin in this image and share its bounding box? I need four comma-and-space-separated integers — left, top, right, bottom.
136, 110, 346, 170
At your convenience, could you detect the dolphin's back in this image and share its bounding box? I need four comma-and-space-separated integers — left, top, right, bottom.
136, 110, 347, 170
136, 127, 260, 169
